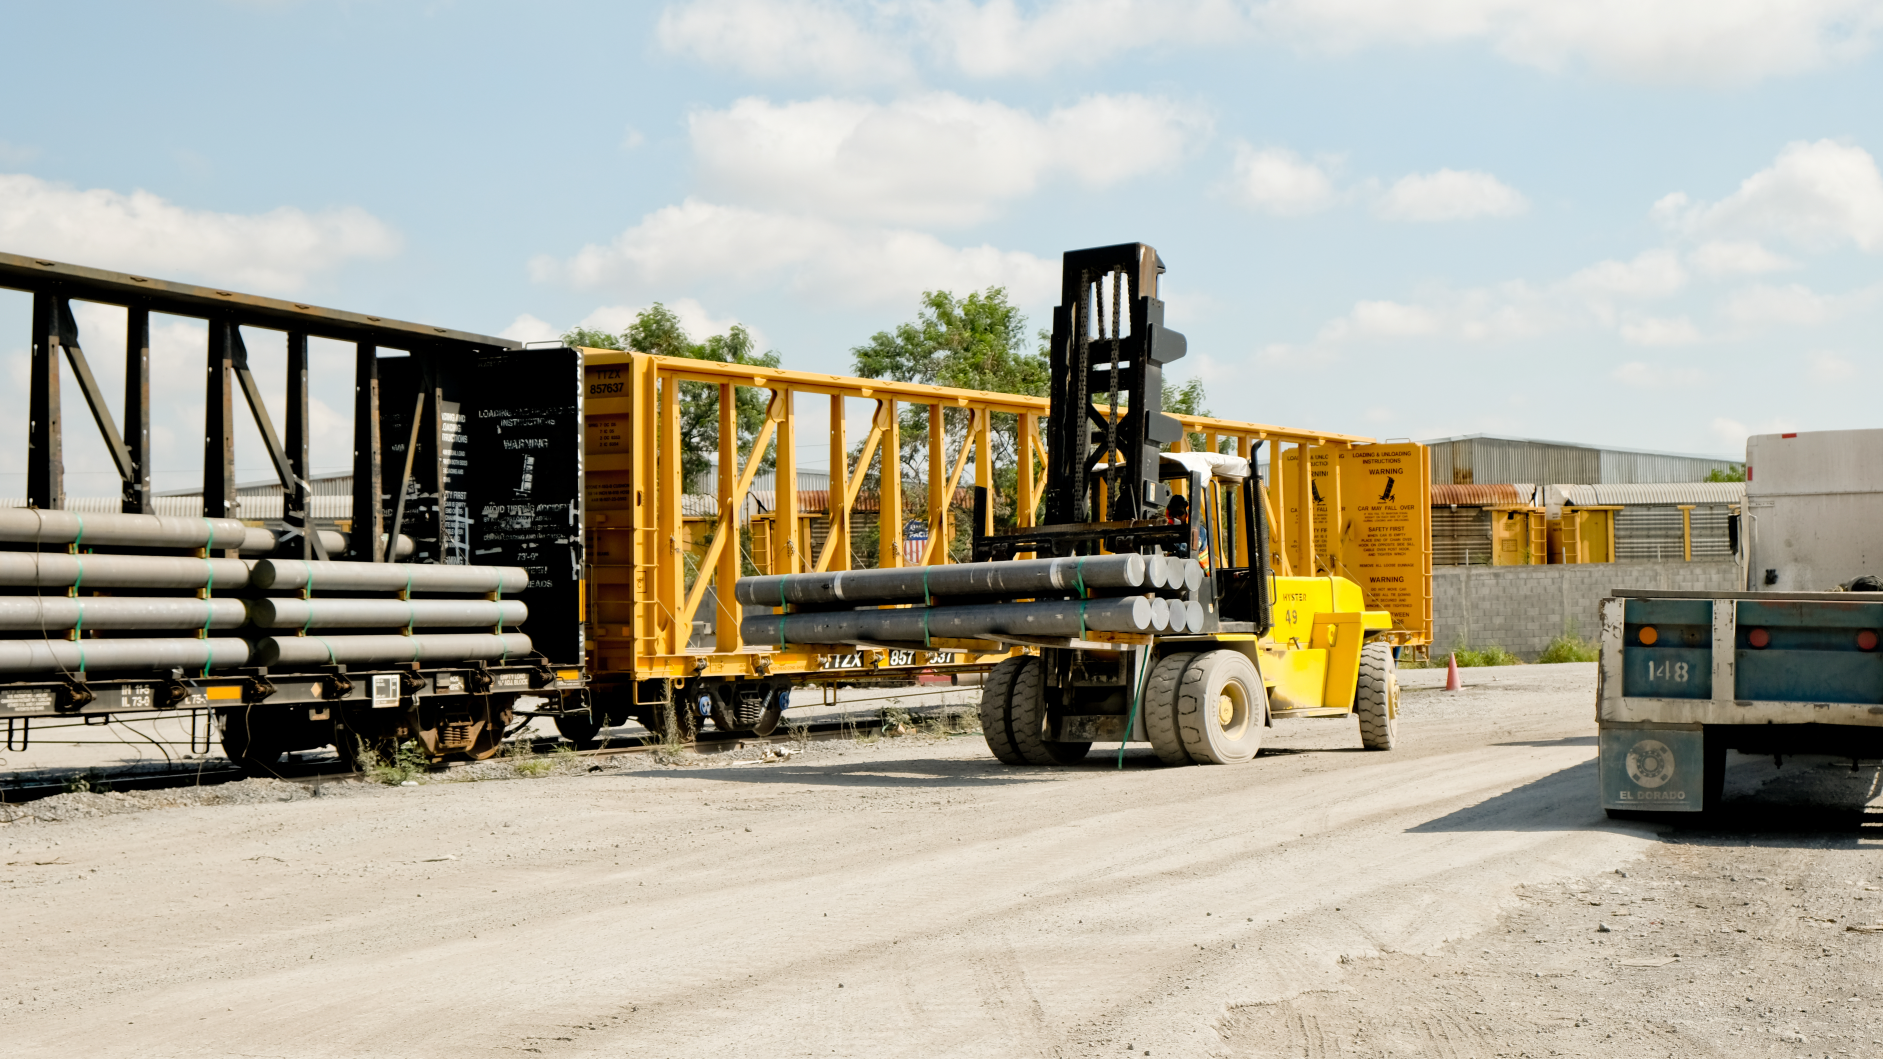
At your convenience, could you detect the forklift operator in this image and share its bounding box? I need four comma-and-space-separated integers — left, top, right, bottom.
1165, 493, 1209, 565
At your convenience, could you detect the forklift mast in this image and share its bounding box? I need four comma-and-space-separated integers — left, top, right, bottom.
1044, 242, 1188, 526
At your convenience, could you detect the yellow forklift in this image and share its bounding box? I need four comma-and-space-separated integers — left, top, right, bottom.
736, 242, 1428, 766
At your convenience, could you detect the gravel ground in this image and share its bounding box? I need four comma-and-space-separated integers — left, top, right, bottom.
3, 661, 1881, 1059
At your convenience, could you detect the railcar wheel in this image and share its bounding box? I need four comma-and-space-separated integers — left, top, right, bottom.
1176, 650, 1265, 765
1009, 657, 1090, 765
554, 711, 604, 747
753, 689, 786, 736
217, 707, 285, 776
1355, 641, 1398, 751
1144, 652, 1199, 766
977, 656, 1029, 765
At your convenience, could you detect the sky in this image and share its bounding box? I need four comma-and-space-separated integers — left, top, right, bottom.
6, 0, 1883, 494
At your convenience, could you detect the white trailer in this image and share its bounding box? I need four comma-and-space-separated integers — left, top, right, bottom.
1744, 428, 1883, 592
1599, 428, 1883, 817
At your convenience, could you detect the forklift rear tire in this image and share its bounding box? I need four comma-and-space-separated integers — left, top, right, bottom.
1176, 650, 1265, 764
1145, 652, 1199, 766
1009, 657, 1090, 765
978, 656, 1029, 765
1356, 641, 1398, 751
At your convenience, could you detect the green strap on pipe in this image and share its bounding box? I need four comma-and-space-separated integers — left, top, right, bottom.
1117, 646, 1152, 769
1074, 556, 1086, 597
1078, 599, 1087, 640
203, 519, 220, 673
923, 610, 931, 649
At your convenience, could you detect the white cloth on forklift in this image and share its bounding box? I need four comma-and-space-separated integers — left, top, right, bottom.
1161, 451, 1251, 480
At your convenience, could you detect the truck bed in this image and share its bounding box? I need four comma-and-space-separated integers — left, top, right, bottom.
1597, 589, 1883, 813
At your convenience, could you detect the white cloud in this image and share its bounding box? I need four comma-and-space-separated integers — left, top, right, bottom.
498, 300, 761, 349
1687, 239, 1798, 276
1565, 250, 1687, 301
1618, 316, 1702, 346
1721, 282, 1840, 325
657, 0, 910, 83
532, 198, 1056, 307
657, 0, 1883, 85
1712, 415, 1796, 448
691, 93, 1207, 227
1280, 282, 1552, 353
1808, 352, 1860, 381
0, 173, 399, 292
1317, 299, 1442, 340
499, 314, 561, 343
1229, 146, 1337, 216
1612, 361, 1707, 387
1374, 168, 1527, 222
1667, 140, 1883, 252
913, 0, 1247, 77
1258, 0, 1883, 86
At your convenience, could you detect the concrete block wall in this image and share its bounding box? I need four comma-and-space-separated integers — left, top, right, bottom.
1433, 560, 1741, 660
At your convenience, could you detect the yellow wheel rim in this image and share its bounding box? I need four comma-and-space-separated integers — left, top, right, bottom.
1216, 680, 1250, 737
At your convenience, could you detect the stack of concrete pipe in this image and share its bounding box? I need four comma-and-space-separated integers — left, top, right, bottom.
0, 509, 529, 673
0, 508, 412, 559
736, 553, 1207, 648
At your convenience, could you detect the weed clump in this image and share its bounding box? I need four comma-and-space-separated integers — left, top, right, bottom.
1537, 635, 1600, 664
360, 739, 429, 785
1453, 645, 1522, 667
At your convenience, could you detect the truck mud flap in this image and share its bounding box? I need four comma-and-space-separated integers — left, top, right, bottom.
1599, 725, 1704, 812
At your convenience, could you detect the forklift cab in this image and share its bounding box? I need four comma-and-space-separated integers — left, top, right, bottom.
1158, 452, 1272, 635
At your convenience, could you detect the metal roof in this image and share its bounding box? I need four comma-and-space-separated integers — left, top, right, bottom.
1557, 482, 1745, 506
1431, 484, 1537, 506
1417, 433, 1739, 463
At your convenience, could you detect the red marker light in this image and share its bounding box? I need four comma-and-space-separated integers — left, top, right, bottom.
1638, 626, 1659, 645
1860, 630, 1878, 651
1781, 433, 1797, 438
1748, 627, 1770, 648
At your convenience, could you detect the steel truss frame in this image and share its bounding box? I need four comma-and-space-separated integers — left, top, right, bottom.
0, 251, 517, 559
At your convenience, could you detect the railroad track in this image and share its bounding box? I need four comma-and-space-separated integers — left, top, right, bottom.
0, 715, 955, 805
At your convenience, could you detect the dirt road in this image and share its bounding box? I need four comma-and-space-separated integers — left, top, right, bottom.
3, 662, 1880, 1058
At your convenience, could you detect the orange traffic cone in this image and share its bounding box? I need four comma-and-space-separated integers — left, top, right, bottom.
1444, 653, 1462, 691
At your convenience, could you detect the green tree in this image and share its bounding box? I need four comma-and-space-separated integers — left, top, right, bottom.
850, 287, 1049, 552
1163, 376, 1213, 451
1705, 464, 1746, 483
563, 305, 782, 488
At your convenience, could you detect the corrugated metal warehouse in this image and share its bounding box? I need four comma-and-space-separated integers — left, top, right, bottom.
1559, 482, 1742, 562
1423, 434, 1741, 485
